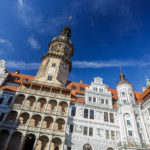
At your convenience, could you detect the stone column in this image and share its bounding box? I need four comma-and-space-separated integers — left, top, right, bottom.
46, 140, 51, 150
33, 138, 38, 150
4, 132, 13, 150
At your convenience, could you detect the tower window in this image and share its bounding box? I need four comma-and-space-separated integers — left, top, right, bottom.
122, 92, 125, 96
127, 120, 131, 125
128, 130, 133, 136
52, 63, 56, 67
123, 99, 127, 104
48, 76, 52, 81
71, 107, 76, 116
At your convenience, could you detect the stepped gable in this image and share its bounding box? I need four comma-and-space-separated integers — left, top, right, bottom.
0, 72, 143, 104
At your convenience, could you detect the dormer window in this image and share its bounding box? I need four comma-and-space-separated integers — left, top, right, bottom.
13, 77, 19, 80
23, 78, 28, 82
80, 87, 84, 91
71, 86, 76, 90
48, 76, 52, 81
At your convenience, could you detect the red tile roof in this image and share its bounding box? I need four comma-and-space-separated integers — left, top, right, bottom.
0, 72, 145, 106
0, 72, 34, 92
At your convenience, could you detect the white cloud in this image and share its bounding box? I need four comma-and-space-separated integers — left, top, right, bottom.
28, 37, 41, 49
73, 60, 150, 68
16, 1, 68, 34
0, 38, 13, 47
18, 0, 23, 8
6, 59, 150, 70
7, 60, 40, 70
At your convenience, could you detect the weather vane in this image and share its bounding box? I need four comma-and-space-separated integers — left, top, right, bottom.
67, 16, 72, 27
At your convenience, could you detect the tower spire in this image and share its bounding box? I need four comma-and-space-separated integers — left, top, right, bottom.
120, 66, 125, 81
60, 16, 72, 39
67, 16, 72, 27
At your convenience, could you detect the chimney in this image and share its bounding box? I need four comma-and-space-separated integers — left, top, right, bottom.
142, 87, 146, 92
80, 80, 82, 83
15, 70, 20, 74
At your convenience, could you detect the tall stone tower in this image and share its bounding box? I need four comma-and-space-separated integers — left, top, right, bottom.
35, 22, 74, 87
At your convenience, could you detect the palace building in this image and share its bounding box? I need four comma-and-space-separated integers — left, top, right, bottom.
0, 23, 150, 150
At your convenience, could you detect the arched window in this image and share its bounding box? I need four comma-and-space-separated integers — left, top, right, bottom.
107, 148, 114, 150
83, 144, 92, 150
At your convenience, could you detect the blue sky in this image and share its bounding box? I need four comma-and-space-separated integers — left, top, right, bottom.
1, 0, 150, 91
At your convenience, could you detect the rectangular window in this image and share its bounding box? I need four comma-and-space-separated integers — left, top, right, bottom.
67, 147, 71, 150
106, 99, 108, 104
104, 112, 108, 122
69, 124, 74, 133
89, 127, 93, 136
88, 97, 92, 102
106, 130, 110, 139
122, 92, 125, 96
0, 98, 4, 104
148, 108, 150, 115
47, 76, 52, 81
111, 131, 115, 140
0, 113, 5, 121
93, 97, 96, 102
110, 113, 114, 123
52, 63, 56, 67
123, 99, 127, 104
137, 122, 140, 127
127, 120, 131, 125
84, 109, 88, 118
90, 110, 94, 119
71, 107, 76, 116
128, 130, 133, 136
101, 99, 104, 104
6, 97, 13, 105
83, 127, 88, 135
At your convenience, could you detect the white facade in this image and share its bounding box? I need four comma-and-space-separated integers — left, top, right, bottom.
65, 77, 150, 150
0, 60, 8, 86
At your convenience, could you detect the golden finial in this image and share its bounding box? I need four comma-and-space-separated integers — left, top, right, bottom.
67, 16, 72, 27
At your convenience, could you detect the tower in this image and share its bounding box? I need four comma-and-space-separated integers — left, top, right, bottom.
116, 68, 143, 149
35, 18, 74, 87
